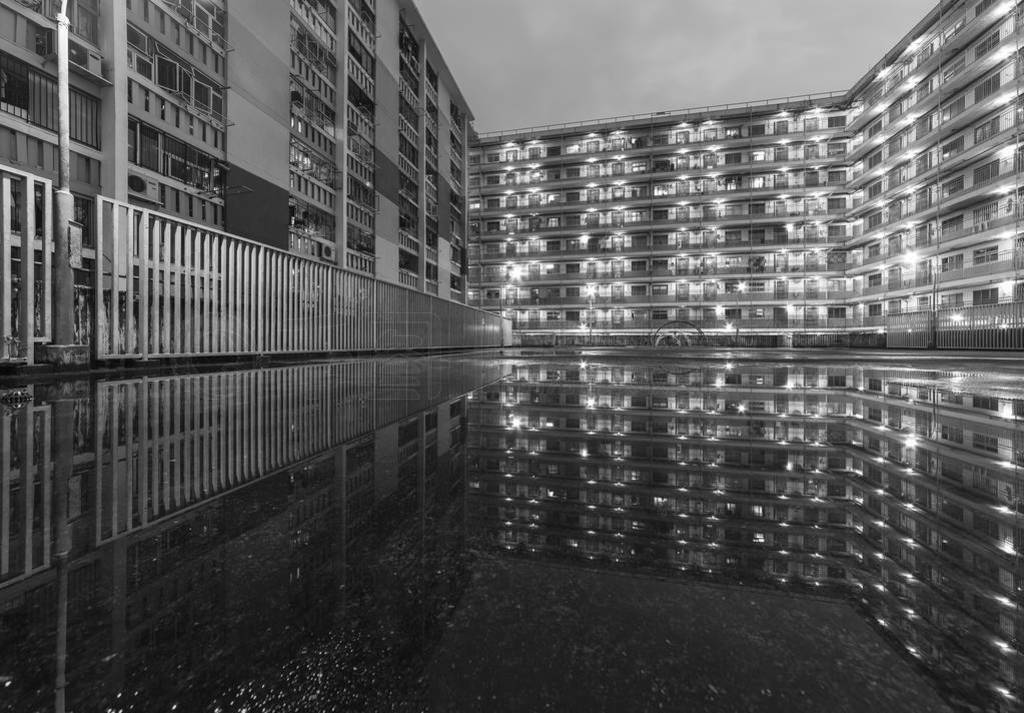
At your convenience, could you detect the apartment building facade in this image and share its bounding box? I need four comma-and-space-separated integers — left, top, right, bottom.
469, 0, 1024, 349
0, 0, 470, 302
467, 355, 1024, 709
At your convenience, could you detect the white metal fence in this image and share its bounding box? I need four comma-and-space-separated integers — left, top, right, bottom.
0, 165, 53, 365
92, 196, 506, 359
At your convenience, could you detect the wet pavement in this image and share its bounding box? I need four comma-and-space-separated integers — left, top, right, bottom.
0, 350, 1020, 712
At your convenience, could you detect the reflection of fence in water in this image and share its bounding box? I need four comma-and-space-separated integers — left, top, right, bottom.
0, 357, 506, 585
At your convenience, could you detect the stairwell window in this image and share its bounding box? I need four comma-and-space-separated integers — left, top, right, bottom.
940, 136, 964, 159
974, 30, 1000, 60
975, 72, 1001, 103
973, 433, 999, 453
975, 0, 998, 15
974, 116, 1001, 143
973, 159, 1000, 185
941, 95, 966, 121
941, 215, 964, 235
942, 56, 966, 83
942, 176, 964, 197
973, 287, 998, 305
941, 424, 964, 443
940, 254, 964, 272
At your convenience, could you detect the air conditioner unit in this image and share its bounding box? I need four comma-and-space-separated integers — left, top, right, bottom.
127, 173, 161, 204
322, 244, 336, 261
68, 41, 104, 77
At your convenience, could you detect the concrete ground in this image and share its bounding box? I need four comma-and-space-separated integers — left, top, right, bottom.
427, 556, 953, 713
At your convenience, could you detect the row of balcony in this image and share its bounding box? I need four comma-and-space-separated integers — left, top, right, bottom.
480, 291, 855, 308
475, 153, 850, 189
478, 263, 841, 282
500, 302, 1024, 332
346, 2, 375, 51
486, 125, 848, 170
848, 101, 1017, 202
848, 1, 1013, 132
479, 207, 848, 237
848, 161, 1020, 245
478, 181, 848, 218
476, 238, 845, 262
511, 317, 857, 332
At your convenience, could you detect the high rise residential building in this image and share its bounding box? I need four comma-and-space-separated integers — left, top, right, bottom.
469, 0, 1024, 350
0, 0, 470, 302
467, 354, 1024, 708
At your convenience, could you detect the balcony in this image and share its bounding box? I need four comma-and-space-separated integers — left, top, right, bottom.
346, 4, 375, 50
398, 153, 419, 180
346, 250, 375, 275
399, 113, 419, 142
347, 104, 375, 142
399, 230, 420, 253
347, 54, 374, 97
510, 317, 848, 332
481, 206, 847, 238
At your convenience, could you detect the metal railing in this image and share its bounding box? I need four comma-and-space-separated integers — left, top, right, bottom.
0, 165, 53, 365
92, 196, 507, 360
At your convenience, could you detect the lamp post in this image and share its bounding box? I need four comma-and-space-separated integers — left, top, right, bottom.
50, 0, 81, 362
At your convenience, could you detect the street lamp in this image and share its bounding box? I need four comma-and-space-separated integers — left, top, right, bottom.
49, 0, 79, 361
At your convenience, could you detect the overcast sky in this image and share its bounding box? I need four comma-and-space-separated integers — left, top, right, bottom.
416, 0, 937, 132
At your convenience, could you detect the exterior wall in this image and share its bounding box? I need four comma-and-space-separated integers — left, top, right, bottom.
225, 0, 290, 247
844, 0, 1024, 349
468, 0, 1024, 350
470, 98, 855, 347
368, 0, 471, 301
122, 0, 229, 226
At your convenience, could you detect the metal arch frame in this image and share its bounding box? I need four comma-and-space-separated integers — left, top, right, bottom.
649, 320, 706, 347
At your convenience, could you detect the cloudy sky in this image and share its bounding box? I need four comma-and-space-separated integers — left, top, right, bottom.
417, 0, 937, 132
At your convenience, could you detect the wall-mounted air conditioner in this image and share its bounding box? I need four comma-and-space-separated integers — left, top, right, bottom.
37, 30, 108, 82
67, 41, 102, 76
127, 173, 161, 205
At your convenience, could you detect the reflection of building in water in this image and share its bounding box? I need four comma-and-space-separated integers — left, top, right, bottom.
0, 357, 502, 712
467, 356, 1024, 710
